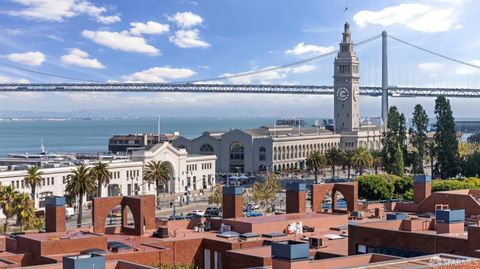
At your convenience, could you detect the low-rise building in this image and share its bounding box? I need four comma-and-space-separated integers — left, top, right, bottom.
0, 142, 216, 210
108, 133, 179, 153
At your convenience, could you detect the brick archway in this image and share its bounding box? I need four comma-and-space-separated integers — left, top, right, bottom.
92, 195, 156, 236
311, 182, 358, 213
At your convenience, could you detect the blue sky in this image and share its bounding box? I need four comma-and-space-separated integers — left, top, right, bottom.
0, 0, 479, 118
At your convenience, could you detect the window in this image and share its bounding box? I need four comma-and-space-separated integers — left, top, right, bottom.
230, 141, 244, 160
259, 147, 266, 161
200, 144, 214, 155
357, 244, 367, 254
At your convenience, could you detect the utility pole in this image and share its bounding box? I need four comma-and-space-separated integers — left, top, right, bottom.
381, 31, 389, 128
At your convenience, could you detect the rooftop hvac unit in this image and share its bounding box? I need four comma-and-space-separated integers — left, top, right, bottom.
309, 236, 327, 249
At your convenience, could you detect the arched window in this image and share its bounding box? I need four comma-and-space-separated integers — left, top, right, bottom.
199, 143, 214, 155
230, 142, 244, 160
259, 146, 266, 161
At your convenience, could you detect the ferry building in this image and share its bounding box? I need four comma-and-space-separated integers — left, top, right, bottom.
172, 23, 382, 173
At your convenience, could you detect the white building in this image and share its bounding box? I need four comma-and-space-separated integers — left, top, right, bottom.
172, 23, 383, 173
131, 142, 216, 195
0, 142, 216, 210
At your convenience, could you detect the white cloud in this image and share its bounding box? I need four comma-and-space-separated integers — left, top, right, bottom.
122, 66, 197, 82
285, 42, 335, 56
168, 11, 203, 28
47, 34, 64, 41
417, 62, 444, 73
130, 21, 170, 35
0, 75, 29, 83
7, 0, 121, 24
82, 30, 160, 56
353, 3, 461, 33
61, 48, 105, 69
455, 60, 480, 75
6, 51, 45, 66
289, 64, 317, 74
169, 29, 210, 48
221, 64, 316, 84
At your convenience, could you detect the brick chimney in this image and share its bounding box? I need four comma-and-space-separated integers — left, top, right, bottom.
413, 175, 431, 204
286, 182, 306, 214
45, 196, 66, 233
222, 186, 243, 219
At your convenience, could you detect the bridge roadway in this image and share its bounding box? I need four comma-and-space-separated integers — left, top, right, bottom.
0, 83, 479, 97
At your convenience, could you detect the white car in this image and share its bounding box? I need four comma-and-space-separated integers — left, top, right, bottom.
191, 210, 205, 216
65, 207, 75, 219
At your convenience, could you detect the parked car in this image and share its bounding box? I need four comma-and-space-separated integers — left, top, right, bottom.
245, 211, 262, 217
191, 210, 205, 216
186, 212, 202, 219
168, 215, 186, 221
205, 207, 220, 217
65, 207, 75, 219
108, 207, 122, 218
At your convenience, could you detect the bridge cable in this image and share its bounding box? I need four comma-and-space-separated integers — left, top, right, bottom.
174, 34, 382, 84
388, 35, 480, 70
0, 63, 105, 83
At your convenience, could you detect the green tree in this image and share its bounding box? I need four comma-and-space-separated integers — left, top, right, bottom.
24, 166, 44, 207
392, 143, 405, 176
357, 175, 394, 201
433, 96, 460, 179
343, 150, 355, 179
463, 152, 480, 177
15, 192, 36, 231
371, 150, 383, 175
382, 106, 406, 176
392, 176, 413, 199
0, 185, 19, 232
66, 164, 97, 228
409, 104, 429, 174
143, 160, 171, 198
251, 173, 281, 212
92, 162, 110, 198
306, 151, 326, 183
208, 185, 223, 206
352, 148, 373, 175
326, 148, 344, 179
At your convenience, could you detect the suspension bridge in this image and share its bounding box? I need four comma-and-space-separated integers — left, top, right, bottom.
1, 30, 480, 124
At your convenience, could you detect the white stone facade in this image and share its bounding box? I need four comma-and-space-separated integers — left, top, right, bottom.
0, 142, 216, 210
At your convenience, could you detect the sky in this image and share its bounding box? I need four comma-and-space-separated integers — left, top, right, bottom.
0, 0, 479, 118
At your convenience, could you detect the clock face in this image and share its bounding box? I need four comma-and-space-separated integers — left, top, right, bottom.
336, 87, 349, 101
353, 87, 359, 101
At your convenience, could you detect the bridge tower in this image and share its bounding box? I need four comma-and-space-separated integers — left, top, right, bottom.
333, 22, 360, 133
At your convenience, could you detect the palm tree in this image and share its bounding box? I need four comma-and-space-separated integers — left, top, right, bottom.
143, 160, 170, 198
92, 162, 110, 198
24, 166, 44, 207
343, 150, 355, 179
325, 148, 344, 179
0, 185, 19, 233
371, 150, 383, 175
352, 148, 374, 176
66, 164, 97, 228
306, 151, 326, 183
15, 192, 35, 231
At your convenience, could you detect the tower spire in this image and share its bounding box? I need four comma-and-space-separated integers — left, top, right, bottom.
342, 22, 351, 44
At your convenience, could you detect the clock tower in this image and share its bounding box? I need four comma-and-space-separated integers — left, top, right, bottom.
334, 22, 360, 133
